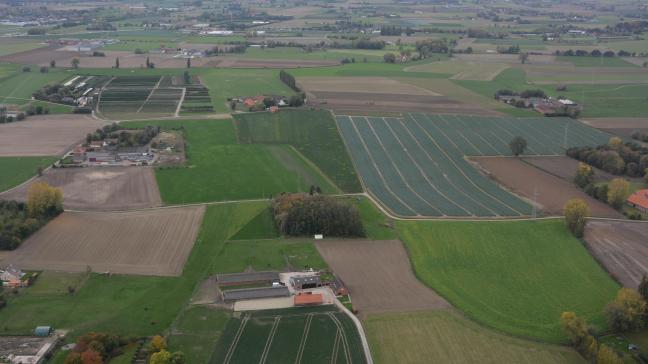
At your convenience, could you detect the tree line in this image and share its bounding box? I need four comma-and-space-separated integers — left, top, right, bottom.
271, 193, 364, 237
279, 70, 300, 92
567, 137, 648, 178
0, 183, 62, 250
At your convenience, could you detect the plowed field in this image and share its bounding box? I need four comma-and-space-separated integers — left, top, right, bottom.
5, 206, 205, 276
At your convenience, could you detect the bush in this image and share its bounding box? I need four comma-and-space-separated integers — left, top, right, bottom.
271, 193, 364, 237
73, 107, 92, 114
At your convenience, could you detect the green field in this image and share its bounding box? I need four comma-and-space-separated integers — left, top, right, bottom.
365, 310, 585, 364
0, 70, 70, 105
198, 68, 296, 113
234, 110, 362, 193
0, 156, 57, 192
0, 201, 266, 336
556, 55, 637, 67
122, 118, 337, 204
210, 307, 365, 364
168, 305, 230, 364
0, 42, 45, 57
397, 219, 619, 342
229, 207, 279, 240
455, 68, 648, 117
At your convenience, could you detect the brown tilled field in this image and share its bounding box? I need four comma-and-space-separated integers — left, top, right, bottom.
0, 167, 162, 210
584, 220, 648, 288
0, 114, 105, 156
581, 118, 648, 138
521, 156, 622, 183
315, 240, 449, 316
0, 45, 80, 64
299, 76, 500, 115
205, 58, 338, 68
472, 156, 623, 218
5, 206, 205, 276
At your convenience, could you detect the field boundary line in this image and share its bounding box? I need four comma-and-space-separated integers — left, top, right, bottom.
294, 313, 314, 364
328, 313, 352, 364
363, 116, 444, 216
287, 145, 343, 194
223, 314, 250, 364
332, 298, 373, 364
331, 329, 340, 364
382, 117, 472, 216
136, 77, 162, 114
411, 114, 522, 216
175, 87, 186, 117
259, 316, 281, 364
344, 116, 418, 216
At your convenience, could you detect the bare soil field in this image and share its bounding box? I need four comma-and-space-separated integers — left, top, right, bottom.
300, 76, 501, 115
55, 51, 212, 69
0, 114, 105, 156
315, 239, 450, 316
523, 64, 648, 84
584, 220, 648, 288
204, 58, 338, 68
472, 157, 623, 218
298, 77, 439, 95
5, 206, 205, 276
0, 45, 80, 64
581, 118, 648, 138
521, 156, 623, 183
456, 53, 561, 65
0, 167, 162, 210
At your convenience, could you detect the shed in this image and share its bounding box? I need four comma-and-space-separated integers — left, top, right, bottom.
290, 274, 321, 290
34, 326, 52, 337
294, 293, 323, 306
627, 189, 648, 213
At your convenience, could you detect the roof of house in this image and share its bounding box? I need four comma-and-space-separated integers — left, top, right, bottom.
627, 189, 648, 208
222, 286, 289, 301
294, 293, 323, 305
290, 275, 321, 286
216, 271, 279, 285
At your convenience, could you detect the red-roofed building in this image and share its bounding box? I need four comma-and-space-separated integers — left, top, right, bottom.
627, 189, 648, 213
294, 293, 323, 306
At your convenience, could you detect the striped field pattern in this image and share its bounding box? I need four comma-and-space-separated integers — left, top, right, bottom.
336, 113, 611, 217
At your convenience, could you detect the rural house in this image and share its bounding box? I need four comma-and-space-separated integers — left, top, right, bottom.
626, 189, 648, 213
0, 265, 25, 288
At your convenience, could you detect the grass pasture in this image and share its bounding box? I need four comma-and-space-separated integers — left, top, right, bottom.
234, 110, 362, 193
210, 307, 365, 364
397, 219, 619, 342
556, 55, 638, 68
122, 118, 334, 204
168, 306, 230, 364
0, 156, 57, 192
365, 310, 585, 364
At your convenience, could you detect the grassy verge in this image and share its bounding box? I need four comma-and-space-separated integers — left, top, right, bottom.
0, 156, 56, 192
396, 219, 619, 343
365, 310, 585, 364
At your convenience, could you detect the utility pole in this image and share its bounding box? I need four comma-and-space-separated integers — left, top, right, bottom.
532, 187, 538, 219
563, 122, 569, 150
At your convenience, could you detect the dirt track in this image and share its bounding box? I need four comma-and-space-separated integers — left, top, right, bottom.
473, 157, 623, 218
315, 239, 450, 316
521, 156, 624, 183
585, 220, 648, 288
0, 167, 162, 210
0, 114, 105, 156
5, 206, 205, 276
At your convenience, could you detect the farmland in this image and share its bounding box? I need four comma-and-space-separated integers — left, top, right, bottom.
0, 167, 162, 211
210, 307, 366, 364
122, 118, 335, 203
0, 201, 266, 335
234, 110, 362, 192
584, 220, 648, 288
0, 156, 57, 192
397, 219, 620, 342
337, 113, 606, 217
365, 310, 585, 364
5, 207, 205, 276
0, 114, 105, 156
98, 75, 183, 119
472, 156, 622, 218
315, 239, 449, 315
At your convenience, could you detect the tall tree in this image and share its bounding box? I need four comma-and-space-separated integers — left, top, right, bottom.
597, 345, 624, 364
509, 136, 527, 156
564, 198, 589, 238
605, 288, 647, 332
607, 178, 630, 209
115, 57, 120, 69
186, 57, 191, 68
518, 52, 529, 64
71, 58, 80, 69
27, 182, 63, 218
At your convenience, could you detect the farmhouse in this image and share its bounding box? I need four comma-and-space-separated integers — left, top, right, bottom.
0, 265, 25, 288
626, 189, 648, 213
290, 274, 321, 290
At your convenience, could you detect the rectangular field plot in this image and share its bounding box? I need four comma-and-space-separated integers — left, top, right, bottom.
98, 76, 183, 119
336, 113, 611, 217
211, 308, 365, 364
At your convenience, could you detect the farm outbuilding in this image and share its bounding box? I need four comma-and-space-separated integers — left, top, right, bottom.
627, 189, 648, 213
222, 286, 290, 302
290, 274, 321, 290
34, 326, 52, 337
216, 271, 280, 286
294, 293, 324, 306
